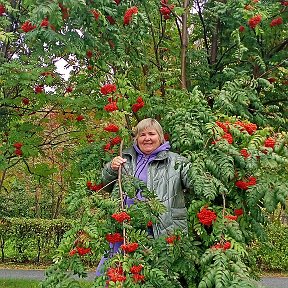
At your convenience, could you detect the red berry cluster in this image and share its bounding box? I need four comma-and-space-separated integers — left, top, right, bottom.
100, 83, 117, 95
104, 124, 119, 132
114, 0, 121, 5
34, 85, 44, 94
240, 148, 251, 159
91, 9, 100, 20
211, 241, 231, 250
13, 142, 23, 157
21, 21, 37, 32
86, 181, 104, 192
197, 207, 217, 226
107, 266, 126, 283
131, 265, 145, 283
224, 215, 238, 221
106, 232, 124, 243
104, 101, 118, 112
132, 96, 145, 113
121, 242, 139, 253
69, 246, 91, 256
76, 115, 84, 121
234, 208, 244, 216
123, 6, 138, 25
112, 211, 131, 223
234, 121, 257, 135
270, 17, 283, 27
160, 0, 175, 20
264, 137, 276, 149
235, 176, 257, 190
248, 15, 262, 29
0, 4, 5, 15
104, 136, 122, 152
165, 235, 180, 244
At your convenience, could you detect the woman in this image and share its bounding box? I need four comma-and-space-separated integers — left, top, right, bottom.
96, 118, 191, 276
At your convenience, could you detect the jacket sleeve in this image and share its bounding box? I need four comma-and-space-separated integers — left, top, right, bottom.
102, 161, 118, 193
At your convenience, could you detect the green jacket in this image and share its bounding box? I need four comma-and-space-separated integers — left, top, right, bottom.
102, 147, 191, 237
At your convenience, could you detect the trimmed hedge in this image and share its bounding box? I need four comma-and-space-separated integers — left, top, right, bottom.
255, 222, 288, 272
0, 217, 72, 263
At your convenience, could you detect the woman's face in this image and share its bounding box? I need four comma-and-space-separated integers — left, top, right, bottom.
137, 128, 161, 155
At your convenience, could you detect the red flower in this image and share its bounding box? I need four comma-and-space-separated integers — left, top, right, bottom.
224, 215, 238, 221
106, 15, 116, 25
234, 208, 244, 217
91, 9, 100, 20
197, 208, 217, 226
248, 15, 262, 29
121, 242, 139, 253
107, 267, 126, 283
106, 232, 124, 243
133, 273, 145, 283
235, 176, 257, 190
40, 18, 49, 27
100, 83, 117, 95
0, 4, 5, 15
264, 137, 276, 149
76, 247, 91, 255
112, 211, 131, 223
111, 136, 122, 145
34, 85, 44, 94
14, 149, 23, 156
86, 50, 93, 58
130, 265, 143, 274
76, 115, 84, 121
104, 124, 119, 132
21, 21, 37, 33
240, 149, 250, 158
165, 235, 179, 244
123, 6, 138, 25
114, 0, 121, 5
270, 17, 283, 27
239, 25, 245, 32
22, 98, 30, 105
13, 142, 23, 149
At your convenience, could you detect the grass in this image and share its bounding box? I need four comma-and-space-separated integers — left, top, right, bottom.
0, 279, 93, 288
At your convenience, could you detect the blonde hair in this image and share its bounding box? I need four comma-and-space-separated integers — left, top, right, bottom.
134, 118, 165, 144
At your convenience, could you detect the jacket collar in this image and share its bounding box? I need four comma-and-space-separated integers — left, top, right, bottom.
123, 146, 169, 161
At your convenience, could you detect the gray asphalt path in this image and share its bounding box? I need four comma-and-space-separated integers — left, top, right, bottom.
0, 269, 288, 287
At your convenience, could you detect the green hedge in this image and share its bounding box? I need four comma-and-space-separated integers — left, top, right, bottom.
0, 217, 72, 263
255, 222, 288, 272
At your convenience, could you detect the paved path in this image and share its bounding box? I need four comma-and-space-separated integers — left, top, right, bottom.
0, 269, 288, 287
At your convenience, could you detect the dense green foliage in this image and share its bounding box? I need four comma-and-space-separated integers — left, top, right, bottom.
0, 0, 288, 287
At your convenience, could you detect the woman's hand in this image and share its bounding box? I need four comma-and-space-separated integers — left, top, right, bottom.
110, 156, 127, 171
